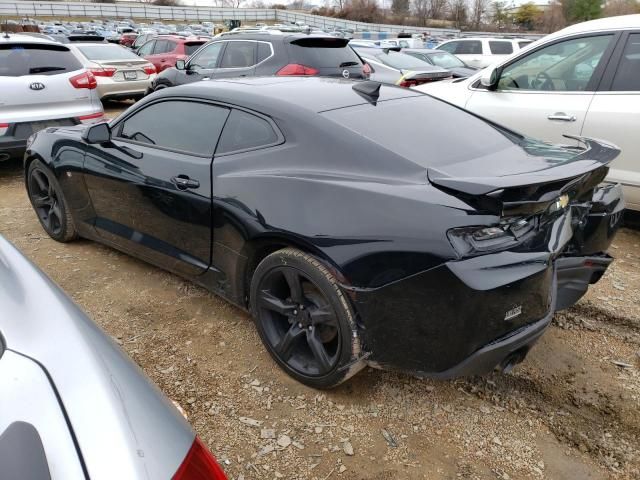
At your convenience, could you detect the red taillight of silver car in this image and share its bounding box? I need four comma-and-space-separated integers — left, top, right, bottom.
143, 64, 157, 75
69, 71, 98, 89
89, 67, 117, 77
172, 437, 228, 480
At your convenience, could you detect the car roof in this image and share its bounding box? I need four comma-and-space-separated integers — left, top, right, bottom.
154, 77, 421, 115
442, 37, 516, 42
211, 33, 337, 43
0, 33, 61, 46
402, 48, 440, 53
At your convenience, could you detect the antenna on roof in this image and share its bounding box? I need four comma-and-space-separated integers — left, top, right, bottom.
352, 81, 381, 105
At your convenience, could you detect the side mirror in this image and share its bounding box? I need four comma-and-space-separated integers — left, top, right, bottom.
82, 122, 111, 144
480, 67, 499, 90
175, 59, 186, 70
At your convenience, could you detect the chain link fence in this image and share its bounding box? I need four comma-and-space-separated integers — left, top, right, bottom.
0, 1, 460, 34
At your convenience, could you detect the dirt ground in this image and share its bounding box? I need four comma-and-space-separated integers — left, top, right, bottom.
1, 119, 639, 479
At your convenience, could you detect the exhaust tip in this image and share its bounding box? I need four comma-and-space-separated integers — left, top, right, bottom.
498, 348, 528, 374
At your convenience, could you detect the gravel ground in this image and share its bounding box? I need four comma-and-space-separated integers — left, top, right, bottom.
2, 113, 639, 479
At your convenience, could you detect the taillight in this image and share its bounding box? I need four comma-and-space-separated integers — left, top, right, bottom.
143, 64, 156, 75
77, 112, 104, 122
89, 67, 117, 77
0, 123, 8, 136
276, 63, 319, 76
398, 79, 417, 88
69, 71, 97, 89
362, 63, 371, 78
173, 437, 227, 480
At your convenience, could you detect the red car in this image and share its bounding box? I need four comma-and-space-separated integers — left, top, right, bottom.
119, 32, 138, 48
136, 35, 209, 72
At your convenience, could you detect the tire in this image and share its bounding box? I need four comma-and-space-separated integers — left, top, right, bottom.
250, 248, 365, 389
26, 159, 77, 242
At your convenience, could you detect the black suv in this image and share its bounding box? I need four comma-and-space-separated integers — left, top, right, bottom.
148, 33, 368, 93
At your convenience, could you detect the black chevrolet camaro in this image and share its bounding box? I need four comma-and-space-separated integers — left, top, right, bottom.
24, 77, 624, 388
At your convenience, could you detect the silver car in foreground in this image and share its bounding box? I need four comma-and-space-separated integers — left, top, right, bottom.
0, 236, 227, 480
0, 33, 104, 161
68, 42, 157, 101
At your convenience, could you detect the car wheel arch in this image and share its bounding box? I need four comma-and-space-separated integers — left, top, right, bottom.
238, 235, 344, 308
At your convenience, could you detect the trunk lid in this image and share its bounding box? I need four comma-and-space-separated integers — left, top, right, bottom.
427, 136, 620, 216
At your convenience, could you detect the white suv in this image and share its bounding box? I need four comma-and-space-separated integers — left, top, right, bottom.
0, 34, 104, 161
436, 37, 533, 68
418, 15, 640, 210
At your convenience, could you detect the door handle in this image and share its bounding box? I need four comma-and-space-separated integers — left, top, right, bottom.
171, 175, 200, 190
547, 113, 576, 122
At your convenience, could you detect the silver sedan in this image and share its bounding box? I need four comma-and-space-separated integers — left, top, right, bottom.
0, 235, 227, 480
69, 42, 157, 101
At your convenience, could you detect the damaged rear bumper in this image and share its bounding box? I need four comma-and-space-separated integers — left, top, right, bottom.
555, 254, 612, 311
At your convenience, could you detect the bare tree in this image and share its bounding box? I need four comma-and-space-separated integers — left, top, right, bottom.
470, 0, 489, 28
539, 0, 566, 32
428, 0, 448, 20
412, 0, 430, 26
603, 0, 639, 16
447, 0, 468, 28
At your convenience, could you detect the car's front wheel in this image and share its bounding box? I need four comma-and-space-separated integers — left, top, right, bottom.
26, 159, 77, 242
250, 248, 364, 389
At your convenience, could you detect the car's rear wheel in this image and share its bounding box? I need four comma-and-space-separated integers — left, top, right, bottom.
250, 248, 364, 389
26, 160, 77, 242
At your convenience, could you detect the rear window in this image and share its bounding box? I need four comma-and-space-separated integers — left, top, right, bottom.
76, 44, 141, 61
0, 44, 82, 76
489, 41, 513, 55
372, 51, 430, 69
184, 42, 206, 56
322, 96, 514, 168
288, 37, 362, 68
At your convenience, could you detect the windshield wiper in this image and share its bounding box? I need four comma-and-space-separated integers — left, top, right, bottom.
29, 66, 66, 74
339, 61, 359, 67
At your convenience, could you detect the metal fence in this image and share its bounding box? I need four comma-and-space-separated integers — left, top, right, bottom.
0, 0, 460, 34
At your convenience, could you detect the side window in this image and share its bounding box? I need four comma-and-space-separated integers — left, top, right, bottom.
489, 41, 513, 55
611, 33, 640, 91
518, 41, 533, 49
438, 41, 458, 54
152, 40, 169, 55
217, 109, 279, 154
164, 40, 177, 54
137, 40, 155, 56
455, 41, 482, 55
117, 101, 230, 156
220, 41, 256, 68
189, 42, 223, 69
257, 42, 272, 63
497, 35, 613, 92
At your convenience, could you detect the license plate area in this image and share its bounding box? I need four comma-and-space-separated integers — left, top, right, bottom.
123, 71, 137, 80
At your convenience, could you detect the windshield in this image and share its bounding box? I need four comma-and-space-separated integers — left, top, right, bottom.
426, 51, 464, 68
372, 51, 429, 69
77, 44, 141, 61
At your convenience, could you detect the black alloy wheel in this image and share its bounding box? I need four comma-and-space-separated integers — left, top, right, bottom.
251, 248, 364, 388
26, 160, 77, 242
